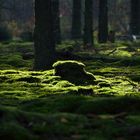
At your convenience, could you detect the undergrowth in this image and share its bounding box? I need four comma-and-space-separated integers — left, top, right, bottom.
0, 41, 140, 140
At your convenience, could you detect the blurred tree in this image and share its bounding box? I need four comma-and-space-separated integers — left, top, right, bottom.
0, 0, 4, 21
71, 0, 82, 40
83, 0, 94, 48
108, 0, 130, 34
52, 0, 61, 44
0, 0, 134, 39
59, 0, 72, 39
34, 0, 56, 70
130, 0, 140, 35
98, 0, 108, 43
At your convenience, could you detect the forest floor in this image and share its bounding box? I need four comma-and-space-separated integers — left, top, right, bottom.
0, 40, 140, 140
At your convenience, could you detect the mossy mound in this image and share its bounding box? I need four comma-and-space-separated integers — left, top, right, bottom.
53, 60, 96, 85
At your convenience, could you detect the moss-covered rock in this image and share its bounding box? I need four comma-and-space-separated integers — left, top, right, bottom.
53, 60, 96, 85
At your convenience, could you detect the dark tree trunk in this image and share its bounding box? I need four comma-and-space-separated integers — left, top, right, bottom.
130, 0, 140, 35
52, 0, 61, 44
83, 0, 94, 47
98, 0, 108, 43
71, 0, 82, 40
34, 0, 56, 70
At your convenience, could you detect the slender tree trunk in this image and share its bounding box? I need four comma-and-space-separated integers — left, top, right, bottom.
52, 0, 61, 44
98, 0, 108, 43
83, 0, 94, 47
130, 0, 140, 35
34, 0, 56, 70
71, 0, 82, 40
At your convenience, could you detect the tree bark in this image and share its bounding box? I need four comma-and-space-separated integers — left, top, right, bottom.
34, 0, 56, 70
130, 0, 140, 35
83, 0, 94, 47
98, 0, 108, 43
71, 0, 82, 40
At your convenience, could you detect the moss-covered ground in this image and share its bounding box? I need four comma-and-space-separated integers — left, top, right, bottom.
0, 41, 140, 140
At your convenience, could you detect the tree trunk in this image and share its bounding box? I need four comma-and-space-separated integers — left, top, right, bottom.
130, 0, 140, 35
34, 0, 56, 70
98, 0, 108, 43
52, 0, 61, 44
71, 0, 82, 40
83, 0, 94, 47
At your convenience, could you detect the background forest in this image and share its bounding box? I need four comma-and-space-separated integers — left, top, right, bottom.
0, 0, 132, 40
0, 0, 140, 140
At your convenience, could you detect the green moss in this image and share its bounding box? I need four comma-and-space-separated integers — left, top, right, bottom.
55, 80, 74, 87
56, 40, 82, 53
128, 75, 140, 82
41, 75, 61, 84
0, 54, 32, 69
2, 70, 20, 74
53, 60, 85, 68
0, 91, 32, 99
98, 82, 111, 88
77, 97, 140, 114
0, 64, 16, 70
0, 75, 9, 83
114, 49, 132, 58
0, 122, 36, 140
0, 41, 140, 139
16, 76, 41, 83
